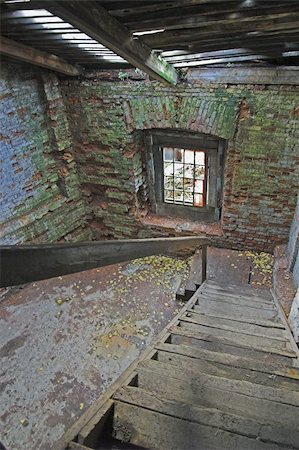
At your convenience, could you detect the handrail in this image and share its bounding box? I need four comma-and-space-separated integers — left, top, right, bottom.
0, 236, 210, 287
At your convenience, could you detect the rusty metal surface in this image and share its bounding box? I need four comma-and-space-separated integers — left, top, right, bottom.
0, 249, 270, 450
0, 255, 190, 450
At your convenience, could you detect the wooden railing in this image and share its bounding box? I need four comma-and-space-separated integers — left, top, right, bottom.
0, 237, 210, 287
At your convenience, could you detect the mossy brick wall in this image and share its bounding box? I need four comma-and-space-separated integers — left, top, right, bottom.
0, 61, 90, 244
61, 73, 298, 251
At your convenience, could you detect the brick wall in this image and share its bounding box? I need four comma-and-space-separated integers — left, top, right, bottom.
61, 71, 299, 252
0, 61, 90, 244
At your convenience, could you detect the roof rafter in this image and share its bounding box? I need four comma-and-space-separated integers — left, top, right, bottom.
46, 0, 178, 85
0, 36, 82, 75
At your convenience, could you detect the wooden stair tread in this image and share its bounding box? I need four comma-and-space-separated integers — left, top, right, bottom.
137, 365, 299, 429
155, 342, 299, 380
139, 359, 299, 407
181, 310, 288, 339
155, 348, 299, 391
170, 330, 298, 367
113, 401, 288, 450
170, 323, 297, 358
113, 386, 299, 449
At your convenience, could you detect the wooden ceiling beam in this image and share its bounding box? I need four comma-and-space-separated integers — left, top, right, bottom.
125, 4, 299, 32
0, 36, 82, 75
46, 1, 178, 85
143, 13, 299, 48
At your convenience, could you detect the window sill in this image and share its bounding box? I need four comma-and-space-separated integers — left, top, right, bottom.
140, 212, 223, 237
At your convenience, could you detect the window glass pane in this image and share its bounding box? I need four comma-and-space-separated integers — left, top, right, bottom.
184, 192, 193, 204
194, 193, 204, 207
195, 151, 205, 165
174, 190, 183, 202
174, 149, 183, 162
174, 178, 184, 190
195, 179, 204, 194
174, 162, 184, 176
164, 176, 174, 190
184, 178, 193, 191
164, 161, 173, 176
184, 164, 194, 178
163, 147, 173, 161
164, 190, 174, 202
185, 150, 194, 163
195, 165, 205, 179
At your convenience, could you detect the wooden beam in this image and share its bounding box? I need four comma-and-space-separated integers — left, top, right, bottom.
0, 36, 81, 75
185, 66, 299, 85
0, 236, 209, 287
46, 1, 178, 85
143, 13, 299, 48
126, 4, 299, 32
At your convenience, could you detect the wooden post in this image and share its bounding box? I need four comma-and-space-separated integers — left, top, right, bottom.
201, 245, 207, 284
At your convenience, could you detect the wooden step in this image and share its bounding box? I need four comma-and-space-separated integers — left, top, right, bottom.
140, 359, 299, 407
197, 292, 276, 309
205, 281, 273, 299
193, 301, 281, 323
155, 348, 299, 391
170, 330, 298, 367
113, 401, 287, 450
114, 386, 299, 449
137, 362, 299, 429
181, 310, 287, 340
155, 342, 299, 380
178, 320, 294, 354
172, 323, 296, 358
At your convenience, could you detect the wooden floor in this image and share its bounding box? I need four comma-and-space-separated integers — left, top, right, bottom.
68, 281, 299, 450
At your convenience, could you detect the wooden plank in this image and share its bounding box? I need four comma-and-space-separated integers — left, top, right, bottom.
46, 1, 178, 85
203, 284, 273, 300
189, 307, 285, 329
171, 328, 298, 366
113, 401, 284, 450
140, 359, 299, 406
138, 368, 299, 428
143, 13, 299, 47
176, 322, 296, 356
114, 386, 299, 449
205, 280, 273, 298
156, 342, 299, 380
185, 66, 299, 85
0, 236, 208, 287
0, 36, 81, 76
124, 4, 299, 32
196, 292, 276, 310
182, 311, 287, 339
192, 301, 281, 323
156, 349, 299, 391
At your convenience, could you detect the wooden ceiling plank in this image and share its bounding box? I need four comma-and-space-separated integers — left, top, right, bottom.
46, 1, 178, 85
126, 4, 299, 32
143, 14, 299, 48
106, 0, 249, 17
0, 36, 82, 75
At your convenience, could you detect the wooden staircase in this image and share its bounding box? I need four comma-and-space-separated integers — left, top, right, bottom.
67, 281, 299, 450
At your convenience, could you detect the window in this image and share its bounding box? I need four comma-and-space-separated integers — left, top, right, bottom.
145, 130, 225, 221
163, 147, 207, 207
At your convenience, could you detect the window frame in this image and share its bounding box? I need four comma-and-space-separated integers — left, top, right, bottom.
144, 130, 225, 222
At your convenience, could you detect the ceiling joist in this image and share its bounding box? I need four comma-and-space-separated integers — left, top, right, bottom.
46, 1, 178, 85
0, 36, 82, 75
